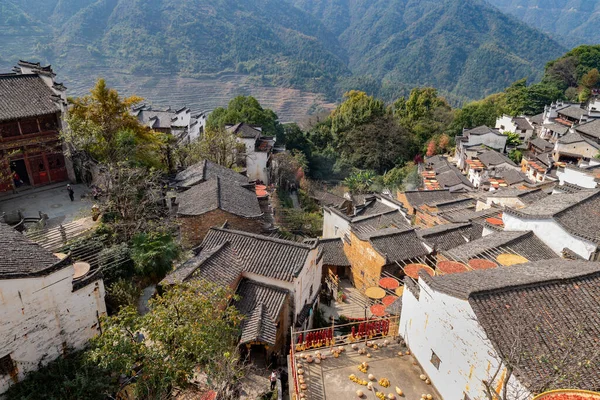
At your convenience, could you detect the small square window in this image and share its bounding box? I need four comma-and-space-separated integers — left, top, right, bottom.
430, 350, 441, 370
0, 354, 16, 376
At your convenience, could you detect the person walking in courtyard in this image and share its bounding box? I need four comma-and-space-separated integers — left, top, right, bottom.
270, 370, 277, 391
67, 184, 74, 202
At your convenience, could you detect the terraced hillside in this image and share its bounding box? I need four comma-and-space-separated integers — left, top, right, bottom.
42, 66, 336, 123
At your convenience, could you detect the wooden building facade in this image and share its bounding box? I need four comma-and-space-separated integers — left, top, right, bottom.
0, 61, 73, 192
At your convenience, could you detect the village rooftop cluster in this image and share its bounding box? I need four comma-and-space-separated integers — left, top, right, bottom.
0, 62, 599, 400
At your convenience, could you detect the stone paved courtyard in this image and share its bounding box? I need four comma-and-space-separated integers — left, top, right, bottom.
0, 183, 94, 228
294, 342, 441, 400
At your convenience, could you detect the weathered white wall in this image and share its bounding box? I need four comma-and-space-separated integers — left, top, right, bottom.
554, 141, 599, 159
293, 248, 323, 325
241, 247, 321, 326
557, 167, 598, 188
246, 151, 269, 184
468, 169, 482, 188
0, 267, 106, 395
503, 213, 595, 259
399, 280, 530, 400
322, 208, 350, 239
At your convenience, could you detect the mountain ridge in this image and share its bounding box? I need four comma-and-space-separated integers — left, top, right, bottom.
0, 0, 566, 104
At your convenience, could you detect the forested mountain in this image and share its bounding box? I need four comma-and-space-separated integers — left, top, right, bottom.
0, 0, 350, 95
0, 0, 565, 103
292, 0, 566, 101
485, 0, 600, 48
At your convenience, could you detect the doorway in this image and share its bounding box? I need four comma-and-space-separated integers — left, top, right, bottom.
10, 159, 29, 186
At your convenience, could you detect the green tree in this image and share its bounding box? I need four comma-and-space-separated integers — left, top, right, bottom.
5, 351, 116, 400
508, 149, 523, 164
344, 170, 376, 194
581, 68, 600, 89
131, 230, 181, 281
99, 163, 168, 242
393, 87, 451, 128
207, 96, 283, 139
282, 123, 312, 157
338, 115, 411, 174
393, 87, 453, 154
383, 162, 416, 190
448, 94, 504, 136
64, 79, 162, 167
505, 132, 523, 147
330, 91, 386, 133
88, 280, 245, 399
502, 79, 562, 116
179, 127, 245, 169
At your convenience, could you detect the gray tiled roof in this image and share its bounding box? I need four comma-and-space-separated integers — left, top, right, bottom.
490, 168, 529, 186
512, 117, 533, 131
426, 198, 476, 211
311, 190, 347, 207
528, 113, 544, 125
201, 228, 314, 282
175, 159, 250, 188
463, 126, 503, 136
351, 211, 411, 239
226, 122, 262, 139
355, 200, 395, 217
367, 229, 430, 263
423, 259, 600, 391
177, 177, 262, 218
0, 74, 61, 121
477, 150, 517, 168
575, 118, 600, 139
558, 130, 585, 144
505, 189, 599, 218
554, 191, 600, 244
318, 238, 350, 267
423, 259, 599, 299
543, 122, 570, 135
403, 190, 466, 209
529, 137, 553, 151
0, 222, 67, 279
435, 163, 474, 189
439, 207, 501, 224
160, 242, 244, 287
558, 104, 586, 120
443, 230, 559, 262
235, 279, 287, 346
488, 188, 547, 203
417, 223, 483, 251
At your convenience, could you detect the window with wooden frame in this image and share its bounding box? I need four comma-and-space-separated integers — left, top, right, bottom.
39, 114, 58, 131
0, 121, 20, 138
19, 118, 39, 135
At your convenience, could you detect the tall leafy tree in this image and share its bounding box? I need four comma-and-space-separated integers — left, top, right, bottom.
207, 96, 283, 139
88, 280, 245, 399
65, 79, 162, 167
330, 90, 386, 134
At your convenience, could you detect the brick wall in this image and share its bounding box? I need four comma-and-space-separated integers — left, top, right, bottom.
396, 192, 415, 215
179, 209, 264, 248
343, 232, 386, 291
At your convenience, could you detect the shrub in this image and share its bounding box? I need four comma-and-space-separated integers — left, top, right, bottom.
131, 231, 181, 281
5, 351, 117, 400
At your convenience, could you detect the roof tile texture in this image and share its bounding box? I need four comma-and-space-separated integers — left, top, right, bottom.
0, 74, 60, 121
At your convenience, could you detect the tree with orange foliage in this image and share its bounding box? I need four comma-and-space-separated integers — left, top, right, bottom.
63, 79, 163, 167
426, 139, 437, 156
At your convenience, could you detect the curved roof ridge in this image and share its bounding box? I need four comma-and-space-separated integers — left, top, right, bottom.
209, 227, 315, 249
